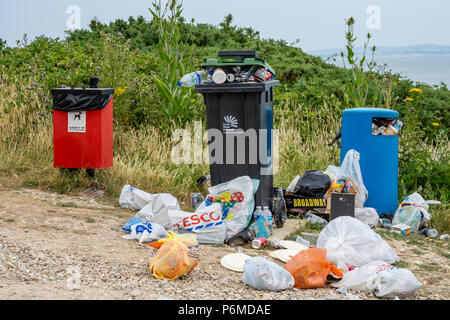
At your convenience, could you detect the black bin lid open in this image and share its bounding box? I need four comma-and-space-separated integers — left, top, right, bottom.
51, 88, 115, 112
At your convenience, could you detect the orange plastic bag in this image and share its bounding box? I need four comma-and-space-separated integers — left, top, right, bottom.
284, 248, 343, 289
149, 231, 199, 280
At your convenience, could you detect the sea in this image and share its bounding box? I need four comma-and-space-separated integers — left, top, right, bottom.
317, 53, 450, 87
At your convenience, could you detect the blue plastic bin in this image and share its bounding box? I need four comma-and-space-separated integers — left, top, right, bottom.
340, 108, 399, 214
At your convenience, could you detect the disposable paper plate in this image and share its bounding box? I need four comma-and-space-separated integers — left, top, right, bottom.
220, 252, 251, 272
279, 240, 309, 252
269, 249, 301, 263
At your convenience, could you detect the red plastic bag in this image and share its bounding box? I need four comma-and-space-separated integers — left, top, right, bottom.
284, 248, 343, 289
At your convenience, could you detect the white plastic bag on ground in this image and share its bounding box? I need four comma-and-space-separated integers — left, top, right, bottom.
122, 222, 167, 243
242, 257, 295, 291
355, 208, 379, 228
149, 203, 226, 244
136, 193, 181, 220
119, 185, 153, 210
392, 192, 441, 233
333, 260, 422, 298
198, 176, 258, 241
317, 216, 398, 268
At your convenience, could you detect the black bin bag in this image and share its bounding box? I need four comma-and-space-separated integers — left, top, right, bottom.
293, 170, 331, 198
51, 88, 114, 112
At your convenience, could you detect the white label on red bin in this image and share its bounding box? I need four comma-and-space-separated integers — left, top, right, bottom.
68, 111, 86, 133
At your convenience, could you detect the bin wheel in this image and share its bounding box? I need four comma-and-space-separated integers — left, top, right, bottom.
273, 198, 287, 228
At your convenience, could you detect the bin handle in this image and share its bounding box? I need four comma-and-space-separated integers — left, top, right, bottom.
328, 130, 341, 149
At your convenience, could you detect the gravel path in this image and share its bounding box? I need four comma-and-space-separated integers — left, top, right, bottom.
0, 187, 447, 300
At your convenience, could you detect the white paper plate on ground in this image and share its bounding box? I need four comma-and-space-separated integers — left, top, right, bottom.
269, 249, 301, 263
220, 252, 251, 272
279, 240, 309, 252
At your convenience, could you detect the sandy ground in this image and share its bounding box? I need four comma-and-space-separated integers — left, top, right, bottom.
0, 186, 448, 300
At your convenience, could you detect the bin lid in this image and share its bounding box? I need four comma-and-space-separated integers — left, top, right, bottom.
343, 107, 398, 118
202, 50, 275, 75
195, 80, 280, 94
51, 88, 114, 112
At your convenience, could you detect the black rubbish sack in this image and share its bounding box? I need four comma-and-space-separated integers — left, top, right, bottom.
51, 88, 114, 112
293, 170, 331, 198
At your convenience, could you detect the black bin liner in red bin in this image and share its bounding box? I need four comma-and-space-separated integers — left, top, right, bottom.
51, 88, 114, 112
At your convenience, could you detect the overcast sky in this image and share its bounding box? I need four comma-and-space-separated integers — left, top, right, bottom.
1, 0, 449, 52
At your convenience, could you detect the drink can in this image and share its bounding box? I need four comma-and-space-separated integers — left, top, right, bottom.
251, 237, 267, 249
191, 193, 204, 210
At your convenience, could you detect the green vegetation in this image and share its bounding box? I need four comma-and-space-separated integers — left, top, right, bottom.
0, 1, 448, 232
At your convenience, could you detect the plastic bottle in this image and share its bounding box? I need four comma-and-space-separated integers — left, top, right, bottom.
212, 68, 227, 84
262, 206, 273, 237
422, 228, 438, 238
177, 70, 210, 87
253, 206, 263, 222
305, 212, 328, 225
295, 235, 310, 247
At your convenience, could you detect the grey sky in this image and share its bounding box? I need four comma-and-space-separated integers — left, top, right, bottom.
1, 0, 449, 52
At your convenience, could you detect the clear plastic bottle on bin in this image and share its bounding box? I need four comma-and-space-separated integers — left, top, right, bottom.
178, 70, 212, 87
262, 206, 273, 237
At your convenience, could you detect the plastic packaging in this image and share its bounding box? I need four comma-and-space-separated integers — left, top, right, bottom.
295, 235, 311, 248
333, 260, 422, 298
262, 206, 273, 237
178, 70, 210, 87
422, 229, 438, 238
305, 212, 328, 225
392, 192, 441, 233
119, 185, 153, 211
339, 150, 368, 208
354, 207, 379, 228
242, 257, 295, 291
317, 216, 399, 268
284, 248, 343, 289
122, 222, 167, 243
270, 238, 282, 249
122, 216, 143, 233
149, 232, 199, 280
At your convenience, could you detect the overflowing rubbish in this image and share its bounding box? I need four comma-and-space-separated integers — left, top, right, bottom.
372, 117, 404, 136
270, 238, 282, 249
149, 232, 199, 280
250, 205, 273, 238
122, 222, 167, 243
293, 170, 331, 198
392, 192, 440, 233
119, 185, 154, 211
354, 207, 379, 228
177, 70, 212, 87
333, 260, 422, 298
284, 248, 343, 289
317, 216, 399, 268
242, 257, 295, 292
325, 149, 368, 208
226, 228, 256, 246
122, 216, 143, 233
220, 249, 251, 272
300, 232, 320, 246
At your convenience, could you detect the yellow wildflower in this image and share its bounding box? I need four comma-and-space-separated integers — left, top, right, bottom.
409, 88, 423, 94
432, 122, 439, 126
405, 97, 414, 102
115, 87, 127, 96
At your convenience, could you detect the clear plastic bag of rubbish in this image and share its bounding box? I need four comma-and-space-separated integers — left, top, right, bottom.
119, 185, 153, 210
242, 257, 294, 291
317, 216, 399, 268
122, 222, 167, 243
197, 176, 259, 241
392, 192, 440, 233
332, 260, 422, 298
355, 208, 379, 228
340, 150, 368, 208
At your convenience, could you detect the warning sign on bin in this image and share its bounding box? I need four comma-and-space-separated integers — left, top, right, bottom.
68, 111, 86, 133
